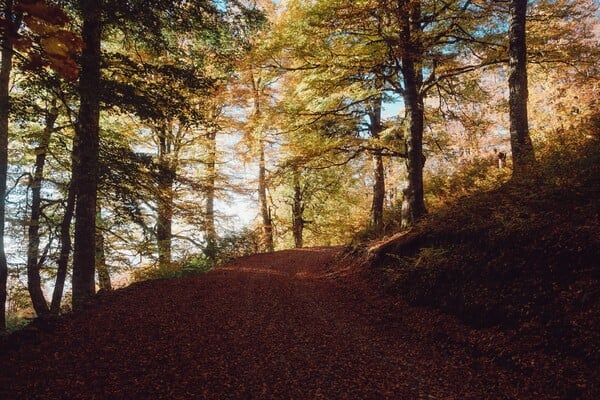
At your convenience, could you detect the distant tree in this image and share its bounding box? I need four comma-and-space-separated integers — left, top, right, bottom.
51, 172, 75, 314
202, 103, 223, 264
232, 7, 276, 252
25, 99, 59, 317
290, 167, 303, 248
271, 111, 370, 248
1, 0, 81, 328
273, 0, 506, 229
8, 73, 80, 316
273, 160, 368, 248
526, 0, 599, 154
367, 95, 386, 233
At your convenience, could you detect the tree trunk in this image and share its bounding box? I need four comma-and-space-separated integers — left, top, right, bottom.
72, 0, 102, 310
50, 179, 75, 314
95, 206, 111, 291
258, 140, 274, 252
372, 154, 385, 231
251, 71, 273, 252
369, 96, 385, 233
0, 0, 16, 332
401, 89, 426, 229
508, 0, 536, 178
156, 126, 174, 271
400, 4, 427, 229
204, 128, 217, 264
26, 104, 58, 317
292, 169, 303, 248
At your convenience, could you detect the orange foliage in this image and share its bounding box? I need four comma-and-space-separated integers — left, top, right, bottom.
11, 1, 83, 81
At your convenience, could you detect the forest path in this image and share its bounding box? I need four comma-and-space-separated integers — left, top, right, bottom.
2, 247, 532, 399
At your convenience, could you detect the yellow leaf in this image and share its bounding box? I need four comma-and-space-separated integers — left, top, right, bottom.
41, 36, 69, 57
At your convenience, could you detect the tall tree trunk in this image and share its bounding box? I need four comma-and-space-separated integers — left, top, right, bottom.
0, 0, 17, 332
156, 126, 174, 270
72, 0, 102, 310
95, 206, 111, 291
369, 96, 385, 233
400, 4, 427, 229
258, 140, 274, 252
251, 71, 273, 252
291, 169, 303, 248
26, 104, 58, 317
204, 128, 217, 264
508, 0, 536, 178
50, 179, 75, 314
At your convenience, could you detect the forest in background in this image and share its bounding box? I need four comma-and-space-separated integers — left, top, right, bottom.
0, 0, 598, 332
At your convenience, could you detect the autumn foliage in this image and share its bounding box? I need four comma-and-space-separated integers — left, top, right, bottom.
8, 1, 82, 80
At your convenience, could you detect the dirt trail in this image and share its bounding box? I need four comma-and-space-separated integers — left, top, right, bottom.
0, 248, 555, 399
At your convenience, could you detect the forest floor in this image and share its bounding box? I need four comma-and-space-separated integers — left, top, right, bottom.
1, 245, 597, 399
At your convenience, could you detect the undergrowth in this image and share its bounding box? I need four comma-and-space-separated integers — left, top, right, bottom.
369, 132, 600, 364
132, 255, 214, 282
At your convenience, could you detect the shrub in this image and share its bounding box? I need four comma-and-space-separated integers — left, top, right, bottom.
132, 254, 214, 282
214, 228, 262, 264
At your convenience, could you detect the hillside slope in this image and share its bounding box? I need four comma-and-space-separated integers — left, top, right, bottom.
364, 140, 600, 399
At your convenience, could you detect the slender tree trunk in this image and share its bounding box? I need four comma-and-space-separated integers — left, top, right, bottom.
400, 4, 427, 229
72, 0, 102, 310
258, 140, 274, 252
0, 0, 16, 332
372, 154, 385, 231
204, 128, 217, 264
156, 126, 174, 270
251, 71, 273, 252
156, 172, 173, 270
50, 179, 75, 314
369, 96, 385, 233
508, 0, 536, 178
292, 169, 303, 248
26, 105, 58, 317
95, 206, 111, 291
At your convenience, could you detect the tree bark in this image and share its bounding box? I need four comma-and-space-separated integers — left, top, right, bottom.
0, 0, 16, 332
258, 140, 274, 252
292, 169, 304, 248
95, 206, 111, 291
400, 3, 427, 229
250, 71, 273, 252
26, 104, 58, 317
508, 0, 536, 178
50, 178, 75, 314
369, 96, 385, 233
372, 154, 385, 231
204, 128, 217, 264
72, 0, 102, 310
156, 126, 174, 271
